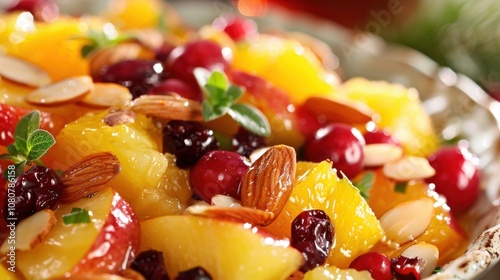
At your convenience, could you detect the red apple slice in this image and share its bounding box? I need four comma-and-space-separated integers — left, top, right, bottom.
16, 188, 140, 280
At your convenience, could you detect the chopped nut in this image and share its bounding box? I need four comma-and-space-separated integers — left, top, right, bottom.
0, 54, 52, 87
130, 95, 203, 121
186, 205, 274, 226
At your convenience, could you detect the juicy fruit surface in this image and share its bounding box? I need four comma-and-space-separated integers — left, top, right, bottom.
140, 215, 304, 280
46, 111, 191, 220
17, 188, 114, 279
343, 78, 438, 157
304, 266, 373, 280
264, 161, 383, 268
232, 35, 336, 103
354, 169, 467, 264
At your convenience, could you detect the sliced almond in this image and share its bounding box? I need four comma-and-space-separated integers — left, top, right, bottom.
249, 147, 271, 163
363, 143, 404, 167
0, 209, 56, 254
25, 76, 94, 105
60, 152, 121, 203
186, 205, 274, 226
0, 55, 52, 87
103, 109, 136, 127
57, 274, 133, 280
401, 242, 439, 277
81, 83, 132, 107
89, 42, 142, 78
383, 156, 436, 181
211, 194, 242, 208
380, 198, 434, 244
130, 95, 203, 121
304, 96, 374, 124
241, 145, 296, 220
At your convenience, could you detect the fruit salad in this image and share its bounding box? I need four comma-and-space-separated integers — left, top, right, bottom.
0, 0, 485, 279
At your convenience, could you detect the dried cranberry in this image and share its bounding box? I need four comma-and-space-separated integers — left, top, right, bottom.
163, 121, 219, 168
291, 209, 334, 272
176, 266, 212, 280
3, 166, 63, 224
391, 255, 422, 280
231, 127, 266, 157
131, 250, 169, 280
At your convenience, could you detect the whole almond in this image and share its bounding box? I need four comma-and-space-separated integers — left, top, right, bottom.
60, 152, 121, 203
0, 209, 56, 254
304, 96, 374, 125
241, 145, 296, 220
130, 95, 203, 121
186, 205, 275, 226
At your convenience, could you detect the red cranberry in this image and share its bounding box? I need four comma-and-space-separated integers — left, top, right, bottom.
303, 123, 365, 179
349, 252, 392, 280
391, 255, 422, 280
3, 166, 63, 224
291, 209, 334, 272
131, 250, 169, 280
212, 14, 257, 41
176, 266, 212, 280
163, 121, 219, 168
425, 145, 481, 213
6, 0, 59, 22
363, 129, 401, 146
167, 40, 231, 87
148, 78, 202, 102
190, 150, 250, 203
96, 59, 166, 99
231, 127, 266, 157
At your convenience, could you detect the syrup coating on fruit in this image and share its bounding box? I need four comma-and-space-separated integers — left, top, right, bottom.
0, 1, 483, 279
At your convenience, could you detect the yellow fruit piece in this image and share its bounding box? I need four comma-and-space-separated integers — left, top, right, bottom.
0, 265, 18, 280
354, 169, 467, 265
140, 215, 304, 280
343, 78, 438, 157
46, 111, 191, 220
264, 161, 383, 268
104, 0, 163, 29
304, 266, 373, 280
232, 35, 336, 103
0, 13, 102, 81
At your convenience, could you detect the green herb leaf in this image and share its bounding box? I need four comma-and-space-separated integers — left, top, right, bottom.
202, 101, 218, 121
62, 208, 91, 225
353, 171, 374, 199
15, 110, 40, 143
205, 71, 227, 101
2, 161, 27, 180
6, 144, 18, 157
227, 104, 271, 137
26, 130, 55, 161
432, 266, 442, 274
77, 29, 137, 58
81, 44, 97, 58
225, 85, 244, 102
14, 136, 28, 156
395, 182, 408, 193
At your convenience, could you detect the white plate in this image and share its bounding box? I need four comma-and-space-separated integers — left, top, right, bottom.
172, 1, 500, 279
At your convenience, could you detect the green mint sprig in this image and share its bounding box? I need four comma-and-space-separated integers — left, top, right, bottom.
194, 68, 271, 137
62, 208, 91, 225
395, 181, 408, 193
77, 29, 136, 58
0, 111, 55, 179
353, 171, 374, 199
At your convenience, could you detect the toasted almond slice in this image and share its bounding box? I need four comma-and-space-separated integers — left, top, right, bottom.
60, 152, 121, 203
126, 28, 165, 51
80, 83, 132, 107
0, 55, 52, 87
26, 76, 94, 105
241, 145, 296, 220
380, 198, 434, 244
383, 156, 436, 181
130, 95, 203, 121
401, 242, 439, 277
0, 209, 56, 254
304, 96, 374, 124
363, 143, 404, 167
211, 194, 242, 208
56, 274, 133, 280
186, 205, 274, 226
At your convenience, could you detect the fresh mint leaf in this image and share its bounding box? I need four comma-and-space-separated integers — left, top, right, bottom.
81, 44, 97, 58
63, 208, 91, 225
225, 85, 244, 102
15, 110, 40, 143
14, 136, 28, 156
205, 71, 228, 101
26, 130, 55, 161
6, 144, 18, 156
353, 171, 374, 199
227, 104, 271, 137
202, 101, 219, 121
395, 182, 408, 193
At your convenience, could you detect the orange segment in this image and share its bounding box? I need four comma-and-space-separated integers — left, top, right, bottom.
343, 78, 438, 157
103, 0, 163, 29
264, 161, 383, 268
353, 169, 468, 265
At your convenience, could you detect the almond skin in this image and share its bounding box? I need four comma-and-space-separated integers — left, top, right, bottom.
60, 152, 121, 203
185, 205, 275, 226
130, 95, 203, 121
240, 145, 296, 221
